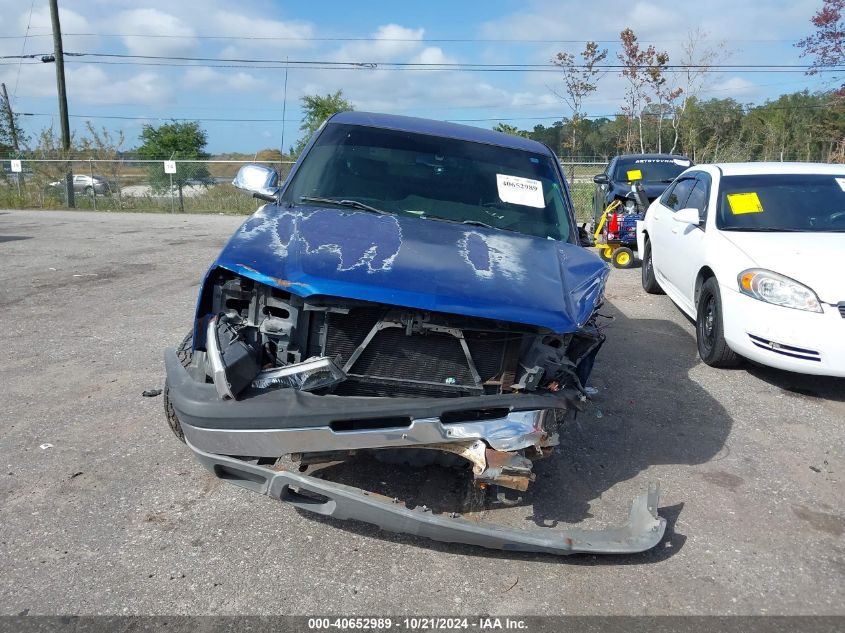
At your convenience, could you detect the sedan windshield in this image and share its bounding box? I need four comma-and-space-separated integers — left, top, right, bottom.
613, 158, 691, 183
282, 122, 573, 242
717, 174, 845, 232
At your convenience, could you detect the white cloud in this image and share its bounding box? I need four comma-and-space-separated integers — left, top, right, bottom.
208, 10, 314, 49
25, 5, 90, 34
410, 47, 456, 66
115, 9, 197, 57
336, 24, 425, 62
183, 67, 266, 93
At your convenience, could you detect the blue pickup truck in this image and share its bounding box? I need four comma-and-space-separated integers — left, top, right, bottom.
163, 111, 665, 556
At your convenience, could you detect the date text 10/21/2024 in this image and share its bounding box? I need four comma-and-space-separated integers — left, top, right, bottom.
307, 617, 528, 630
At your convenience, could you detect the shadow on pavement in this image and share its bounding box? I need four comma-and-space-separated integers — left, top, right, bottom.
0, 235, 32, 243
745, 362, 845, 403
300, 300, 731, 563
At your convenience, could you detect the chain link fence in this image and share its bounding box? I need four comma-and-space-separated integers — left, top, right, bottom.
1, 158, 605, 222
0, 159, 296, 214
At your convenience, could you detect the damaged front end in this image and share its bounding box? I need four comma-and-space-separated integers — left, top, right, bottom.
165, 266, 665, 554
164, 113, 666, 555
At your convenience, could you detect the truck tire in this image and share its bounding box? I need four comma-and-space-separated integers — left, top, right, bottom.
163, 332, 193, 442
696, 278, 741, 368
641, 240, 664, 294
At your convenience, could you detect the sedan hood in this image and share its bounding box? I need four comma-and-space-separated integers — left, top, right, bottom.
212, 205, 608, 332
720, 231, 845, 304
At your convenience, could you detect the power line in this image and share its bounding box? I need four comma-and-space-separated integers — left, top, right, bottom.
4, 51, 842, 73
12, 0, 36, 101
64, 52, 839, 70
4, 32, 800, 44
16, 100, 840, 126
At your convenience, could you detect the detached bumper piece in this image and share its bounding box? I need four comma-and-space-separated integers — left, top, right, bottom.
187, 439, 667, 555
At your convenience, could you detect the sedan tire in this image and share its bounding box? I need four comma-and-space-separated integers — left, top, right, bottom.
696, 277, 741, 368
641, 240, 664, 294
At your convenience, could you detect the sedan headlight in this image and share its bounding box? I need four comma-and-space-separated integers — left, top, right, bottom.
738, 269, 822, 313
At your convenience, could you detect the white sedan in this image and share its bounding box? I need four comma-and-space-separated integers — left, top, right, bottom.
636, 162, 845, 377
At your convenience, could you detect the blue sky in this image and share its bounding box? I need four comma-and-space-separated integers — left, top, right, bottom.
0, 0, 834, 154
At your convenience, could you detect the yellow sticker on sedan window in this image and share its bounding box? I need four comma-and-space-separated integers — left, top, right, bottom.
626, 169, 643, 181
727, 192, 764, 215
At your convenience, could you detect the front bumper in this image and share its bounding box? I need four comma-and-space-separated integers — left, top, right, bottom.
166, 345, 668, 556
721, 287, 845, 377
165, 347, 581, 455
186, 437, 667, 555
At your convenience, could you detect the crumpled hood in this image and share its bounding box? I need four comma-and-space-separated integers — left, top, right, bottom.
211, 204, 609, 332
720, 231, 845, 304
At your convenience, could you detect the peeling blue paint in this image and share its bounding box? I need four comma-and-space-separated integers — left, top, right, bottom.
208, 203, 608, 333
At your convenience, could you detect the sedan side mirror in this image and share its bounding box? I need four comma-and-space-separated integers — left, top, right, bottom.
233, 163, 280, 201
593, 174, 609, 185
673, 207, 702, 226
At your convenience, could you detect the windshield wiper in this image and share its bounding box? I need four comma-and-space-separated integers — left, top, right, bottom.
299, 196, 389, 215
420, 215, 498, 230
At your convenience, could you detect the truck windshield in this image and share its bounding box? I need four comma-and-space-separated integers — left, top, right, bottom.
613, 158, 690, 183
282, 122, 573, 242
717, 173, 845, 232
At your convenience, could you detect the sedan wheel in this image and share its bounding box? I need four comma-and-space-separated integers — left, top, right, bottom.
641, 240, 663, 294
696, 277, 740, 367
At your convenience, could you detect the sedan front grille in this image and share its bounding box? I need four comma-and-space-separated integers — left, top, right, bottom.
838, 302, 845, 319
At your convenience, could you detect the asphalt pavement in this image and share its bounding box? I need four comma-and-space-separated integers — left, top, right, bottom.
0, 209, 842, 615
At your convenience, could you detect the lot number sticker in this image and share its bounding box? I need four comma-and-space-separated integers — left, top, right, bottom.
626, 169, 643, 181
163, 160, 176, 174
496, 174, 544, 208
727, 192, 764, 215
10, 159, 21, 173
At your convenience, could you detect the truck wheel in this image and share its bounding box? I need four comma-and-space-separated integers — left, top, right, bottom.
696, 278, 741, 368
164, 332, 193, 443
612, 247, 634, 269
641, 240, 664, 294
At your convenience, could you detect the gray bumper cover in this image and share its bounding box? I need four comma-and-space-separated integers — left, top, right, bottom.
186, 439, 667, 556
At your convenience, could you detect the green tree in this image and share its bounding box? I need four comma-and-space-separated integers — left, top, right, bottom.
492, 123, 530, 138
295, 90, 354, 156
550, 41, 608, 159
136, 121, 210, 212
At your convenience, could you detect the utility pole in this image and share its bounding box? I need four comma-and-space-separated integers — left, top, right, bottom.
48, 0, 74, 207
1, 83, 22, 198
1, 83, 20, 152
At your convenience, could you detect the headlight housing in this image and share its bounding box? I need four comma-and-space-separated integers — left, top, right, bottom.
737, 269, 822, 313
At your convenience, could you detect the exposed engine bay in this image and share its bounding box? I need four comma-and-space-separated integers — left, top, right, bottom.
188, 269, 605, 495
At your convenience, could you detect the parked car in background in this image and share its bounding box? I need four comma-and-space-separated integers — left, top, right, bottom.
163, 111, 665, 556
637, 162, 845, 377
49, 174, 110, 195
592, 154, 692, 226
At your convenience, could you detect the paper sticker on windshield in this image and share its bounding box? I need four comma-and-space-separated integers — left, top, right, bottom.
496, 174, 544, 208
727, 192, 764, 215
673, 158, 691, 167
626, 169, 643, 181
835, 177, 845, 192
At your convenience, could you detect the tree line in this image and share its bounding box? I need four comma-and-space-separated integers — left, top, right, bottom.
497, 90, 845, 163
